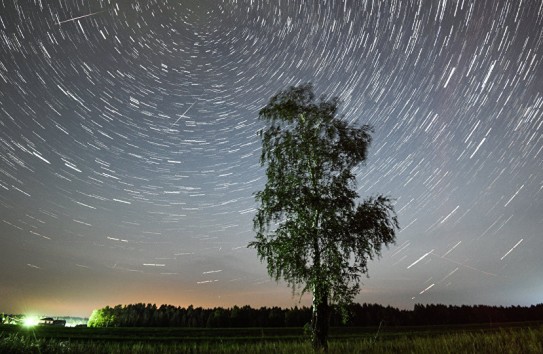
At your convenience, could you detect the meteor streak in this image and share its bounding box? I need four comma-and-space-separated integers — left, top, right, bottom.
166, 101, 198, 132
57, 11, 104, 25
407, 250, 433, 269
500, 239, 523, 260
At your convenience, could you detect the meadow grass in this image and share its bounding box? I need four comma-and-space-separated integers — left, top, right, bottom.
1, 324, 542, 353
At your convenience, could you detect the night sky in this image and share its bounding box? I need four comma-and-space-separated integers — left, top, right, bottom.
1, 0, 542, 317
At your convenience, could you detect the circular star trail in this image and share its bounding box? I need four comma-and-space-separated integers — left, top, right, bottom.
1, 0, 542, 315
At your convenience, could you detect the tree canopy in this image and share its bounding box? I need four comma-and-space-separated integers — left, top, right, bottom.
249, 83, 399, 350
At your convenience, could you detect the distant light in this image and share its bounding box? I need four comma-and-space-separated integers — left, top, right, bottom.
23, 316, 40, 327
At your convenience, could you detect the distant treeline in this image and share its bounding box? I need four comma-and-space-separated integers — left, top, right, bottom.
87, 302, 543, 328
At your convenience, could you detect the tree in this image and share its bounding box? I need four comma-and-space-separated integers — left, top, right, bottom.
87, 306, 117, 327
249, 83, 399, 351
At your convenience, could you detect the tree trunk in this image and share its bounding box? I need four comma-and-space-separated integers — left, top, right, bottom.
311, 286, 330, 352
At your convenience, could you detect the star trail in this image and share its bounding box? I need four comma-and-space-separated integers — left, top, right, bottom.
1, 0, 542, 316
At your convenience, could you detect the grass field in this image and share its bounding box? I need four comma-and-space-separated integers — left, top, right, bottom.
1, 322, 542, 353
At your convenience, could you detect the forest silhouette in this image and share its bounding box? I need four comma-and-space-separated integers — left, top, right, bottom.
86, 302, 543, 328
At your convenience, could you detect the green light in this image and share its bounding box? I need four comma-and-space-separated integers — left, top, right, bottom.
23, 315, 39, 327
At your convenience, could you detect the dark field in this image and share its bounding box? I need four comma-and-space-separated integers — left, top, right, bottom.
1, 322, 542, 353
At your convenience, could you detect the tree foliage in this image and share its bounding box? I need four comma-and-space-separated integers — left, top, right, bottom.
87, 307, 117, 328
249, 83, 399, 350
